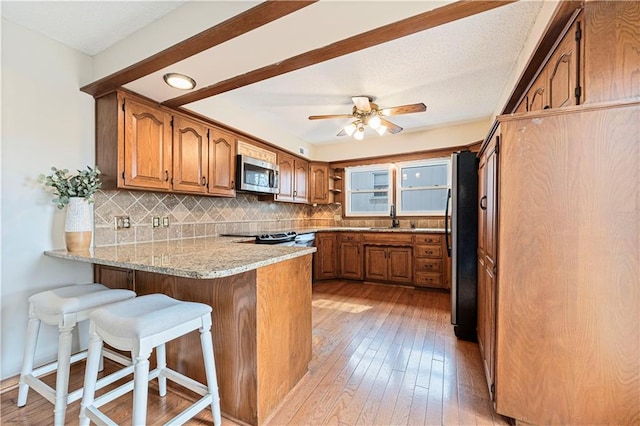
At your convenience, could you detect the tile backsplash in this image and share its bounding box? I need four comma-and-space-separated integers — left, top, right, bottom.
94, 190, 444, 247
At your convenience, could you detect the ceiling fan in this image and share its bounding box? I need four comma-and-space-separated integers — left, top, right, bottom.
308, 96, 426, 140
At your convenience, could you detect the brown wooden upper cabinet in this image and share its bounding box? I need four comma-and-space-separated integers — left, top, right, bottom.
276, 152, 308, 203
207, 127, 236, 197
96, 91, 235, 197
172, 114, 208, 194
120, 94, 172, 191
518, 12, 584, 113
309, 162, 329, 205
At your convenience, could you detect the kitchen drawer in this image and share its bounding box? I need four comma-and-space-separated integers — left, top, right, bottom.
415, 272, 445, 288
339, 232, 362, 242
414, 244, 442, 258
415, 258, 442, 273
414, 234, 442, 245
362, 232, 413, 245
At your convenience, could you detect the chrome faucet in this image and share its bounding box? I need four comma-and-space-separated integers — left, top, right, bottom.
390, 204, 400, 228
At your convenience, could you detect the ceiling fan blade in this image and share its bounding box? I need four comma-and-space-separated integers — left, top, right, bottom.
308, 114, 353, 120
351, 96, 372, 112
380, 103, 426, 116
380, 118, 403, 134
337, 128, 347, 137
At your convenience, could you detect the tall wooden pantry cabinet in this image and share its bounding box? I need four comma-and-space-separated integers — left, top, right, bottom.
477, 1, 639, 424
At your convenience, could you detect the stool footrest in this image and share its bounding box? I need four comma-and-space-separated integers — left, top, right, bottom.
85, 405, 118, 426
23, 374, 56, 405
30, 350, 88, 379
165, 393, 213, 426
163, 368, 209, 396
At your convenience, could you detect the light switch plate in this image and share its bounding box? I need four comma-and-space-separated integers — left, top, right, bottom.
152, 217, 160, 228
162, 217, 170, 227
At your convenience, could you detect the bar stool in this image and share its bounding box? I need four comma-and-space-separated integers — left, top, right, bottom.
17, 283, 136, 426
79, 294, 222, 426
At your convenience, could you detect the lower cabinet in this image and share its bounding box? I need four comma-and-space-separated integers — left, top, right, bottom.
94, 264, 134, 290
338, 233, 363, 280
364, 245, 413, 284
414, 234, 447, 289
313, 233, 337, 280
313, 231, 447, 289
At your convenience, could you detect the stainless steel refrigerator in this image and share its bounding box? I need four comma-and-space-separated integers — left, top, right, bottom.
446, 150, 478, 341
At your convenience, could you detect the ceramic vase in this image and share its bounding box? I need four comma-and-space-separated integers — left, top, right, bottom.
65, 197, 92, 252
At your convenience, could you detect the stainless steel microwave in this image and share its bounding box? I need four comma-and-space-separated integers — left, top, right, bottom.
236, 155, 279, 194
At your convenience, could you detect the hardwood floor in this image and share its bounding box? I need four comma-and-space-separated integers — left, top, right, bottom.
1, 280, 507, 425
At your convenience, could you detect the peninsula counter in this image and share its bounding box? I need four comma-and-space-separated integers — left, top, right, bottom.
45, 236, 316, 425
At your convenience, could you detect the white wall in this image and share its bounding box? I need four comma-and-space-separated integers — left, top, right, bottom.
314, 118, 490, 162
1, 19, 95, 379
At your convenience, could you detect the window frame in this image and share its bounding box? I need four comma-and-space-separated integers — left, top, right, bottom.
395, 158, 451, 216
344, 164, 393, 217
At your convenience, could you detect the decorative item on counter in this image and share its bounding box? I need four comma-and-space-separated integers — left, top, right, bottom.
39, 166, 101, 252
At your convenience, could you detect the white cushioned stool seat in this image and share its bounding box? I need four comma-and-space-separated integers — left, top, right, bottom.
80, 294, 222, 426
18, 283, 136, 426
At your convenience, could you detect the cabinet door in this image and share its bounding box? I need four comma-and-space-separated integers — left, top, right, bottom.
172, 115, 208, 194
478, 153, 487, 256
339, 242, 363, 280
364, 246, 388, 281
122, 97, 172, 190
314, 233, 337, 280
208, 128, 236, 197
485, 136, 498, 268
527, 69, 548, 112
309, 162, 329, 204
294, 159, 309, 203
276, 153, 294, 202
548, 18, 581, 108
388, 247, 413, 284
94, 265, 134, 291
477, 260, 495, 399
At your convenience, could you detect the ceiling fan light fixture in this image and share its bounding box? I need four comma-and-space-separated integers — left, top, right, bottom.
376, 125, 387, 136
353, 126, 365, 141
368, 114, 381, 130
163, 72, 196, 90
344, 121, 357, 136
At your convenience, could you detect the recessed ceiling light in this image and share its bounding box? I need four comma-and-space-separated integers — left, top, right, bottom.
163, 73, 196, 90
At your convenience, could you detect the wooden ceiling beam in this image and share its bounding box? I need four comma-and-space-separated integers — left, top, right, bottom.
80, 0, 317, 98
162, 0, 515, 108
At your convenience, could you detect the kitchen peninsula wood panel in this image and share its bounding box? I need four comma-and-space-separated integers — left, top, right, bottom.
95, 254, 313, 425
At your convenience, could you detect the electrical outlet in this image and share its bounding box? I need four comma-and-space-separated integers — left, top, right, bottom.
162, 217, 170, 227
152, 217, 161, 228
114, 216, 131, 230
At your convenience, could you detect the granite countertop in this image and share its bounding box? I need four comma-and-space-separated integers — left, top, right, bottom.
44, 236, 316, 280
225, 227, 447, 237
311, 226, 447, 233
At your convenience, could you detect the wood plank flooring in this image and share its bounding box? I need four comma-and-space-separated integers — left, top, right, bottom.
1, 280, 508, 425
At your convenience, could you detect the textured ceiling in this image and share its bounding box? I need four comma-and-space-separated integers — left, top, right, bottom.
2, 1, 545, 147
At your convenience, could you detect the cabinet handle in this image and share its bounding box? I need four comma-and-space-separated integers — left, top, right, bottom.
294, 190, 297, 197
201, 176, 207, 186
164, 170, 170, 182
480, 195, 487, 210
231, 180, 235, 189
126, 270, 133, 286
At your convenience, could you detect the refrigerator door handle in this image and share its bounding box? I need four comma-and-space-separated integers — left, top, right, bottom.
445, 188, 452, 257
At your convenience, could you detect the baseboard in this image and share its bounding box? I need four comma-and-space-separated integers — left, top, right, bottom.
1, 374, 20, 395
